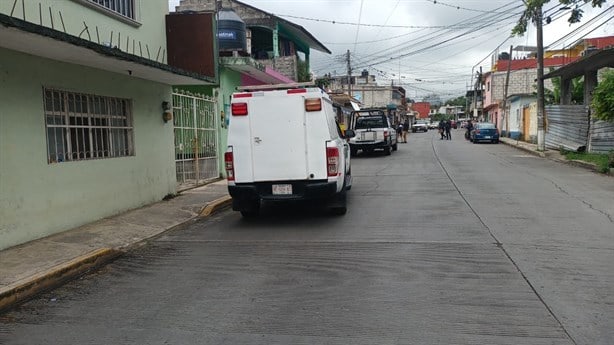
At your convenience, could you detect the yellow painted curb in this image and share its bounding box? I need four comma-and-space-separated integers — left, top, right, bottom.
200, 195, 233, 217
0, 247, 121, 312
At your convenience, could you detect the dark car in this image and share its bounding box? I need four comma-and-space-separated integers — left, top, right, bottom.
470, 122, 500, 144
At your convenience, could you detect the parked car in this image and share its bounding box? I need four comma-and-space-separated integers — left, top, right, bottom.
470, 122, 500, 144
411, 120, 429, 133
428, 122, 439, 129
225, 83, 355, 217
348, 109, 398, 156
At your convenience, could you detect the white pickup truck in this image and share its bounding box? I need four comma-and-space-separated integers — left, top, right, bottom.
348, 108, 398, 156
225, 83, 355, 217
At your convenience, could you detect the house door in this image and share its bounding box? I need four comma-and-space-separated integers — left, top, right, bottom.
523, 106, 531, 141
172, 90, 219, 191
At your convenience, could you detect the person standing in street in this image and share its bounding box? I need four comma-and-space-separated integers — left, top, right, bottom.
444, 120, 452, 140
438, 120, 445, 140
402, 120, 409, 143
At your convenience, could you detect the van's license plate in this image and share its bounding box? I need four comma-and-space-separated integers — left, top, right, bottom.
272, 184, 292, 195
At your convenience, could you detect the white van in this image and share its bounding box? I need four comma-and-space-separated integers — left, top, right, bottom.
224, 83, 355, 218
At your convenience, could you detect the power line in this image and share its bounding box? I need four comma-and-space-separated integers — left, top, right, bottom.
352, 0, 365, 54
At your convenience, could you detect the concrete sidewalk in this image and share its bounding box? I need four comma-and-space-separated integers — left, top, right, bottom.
0, 179, 232, 312
498, 137, 605, 172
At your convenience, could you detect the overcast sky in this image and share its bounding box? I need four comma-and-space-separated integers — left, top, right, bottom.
168, 0, 613, 100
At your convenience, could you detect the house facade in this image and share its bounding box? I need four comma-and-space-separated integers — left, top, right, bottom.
0, 0, 215, 250
411, 102, 431, 119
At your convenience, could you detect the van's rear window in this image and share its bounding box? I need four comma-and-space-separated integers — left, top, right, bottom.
355, 116, 386, 129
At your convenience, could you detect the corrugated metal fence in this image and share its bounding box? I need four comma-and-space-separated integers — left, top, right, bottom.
589, 119, 614, 153
545, 105, 590, 152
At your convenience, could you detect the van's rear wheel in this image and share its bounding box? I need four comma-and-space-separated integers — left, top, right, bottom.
328, 189, 347, 216
384, 146, 391, 155
236, 199, 260, 218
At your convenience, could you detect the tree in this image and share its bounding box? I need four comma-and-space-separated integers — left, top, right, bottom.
445, 96, 467, 107
544, 74, 584, 104
591, 69, 614, 122
512, 0, 607, 36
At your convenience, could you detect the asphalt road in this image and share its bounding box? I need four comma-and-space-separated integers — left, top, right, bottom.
1, 129, 613, 344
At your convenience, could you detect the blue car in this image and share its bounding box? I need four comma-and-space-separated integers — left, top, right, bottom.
470, 122, 500, 144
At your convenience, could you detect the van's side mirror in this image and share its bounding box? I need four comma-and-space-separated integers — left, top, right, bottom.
344, 129, 355, 138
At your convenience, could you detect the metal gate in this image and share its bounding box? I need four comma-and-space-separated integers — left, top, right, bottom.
173, 90, 219, 191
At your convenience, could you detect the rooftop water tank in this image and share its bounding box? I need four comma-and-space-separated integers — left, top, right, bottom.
217, 8, 246, 52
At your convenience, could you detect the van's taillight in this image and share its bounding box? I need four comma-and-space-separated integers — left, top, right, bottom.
326, 147, 339, 177
383, 130, 389, 139
287, 88, 307, 94
305, 98, 322, 112
224, 151, 235, 181
232, 103, 248, 116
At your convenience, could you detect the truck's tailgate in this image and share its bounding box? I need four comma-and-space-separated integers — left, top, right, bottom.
248, 95, 308, 181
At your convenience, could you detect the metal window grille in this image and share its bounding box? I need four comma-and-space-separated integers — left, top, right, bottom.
44, 88, 134, 164
88, 0, 135, 19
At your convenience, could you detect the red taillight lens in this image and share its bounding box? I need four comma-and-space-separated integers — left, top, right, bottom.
224, 151, 235, 181
475, 129, 480, 134
305, 98, 322, 112
231, 103, 248, 116
287, 88, 307, 94
383, 130, 389, 139
326, 147, 339, 177
233, 93, 252, 98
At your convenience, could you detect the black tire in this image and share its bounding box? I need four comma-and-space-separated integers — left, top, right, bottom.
392, 143, 398, 151
350, 147, 358, 157
494, 139, 499, 144
472, 140, 477, 144
239, 200, 260, 218
328, 189, 347, 216
384, 146, 391, 155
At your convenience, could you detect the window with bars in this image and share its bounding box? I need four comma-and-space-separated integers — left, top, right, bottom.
44, 88, 134, 164
88, 0, 135, 20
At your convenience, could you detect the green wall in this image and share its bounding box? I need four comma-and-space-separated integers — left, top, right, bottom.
0, 48, 175, 250
0, 0, 168, 63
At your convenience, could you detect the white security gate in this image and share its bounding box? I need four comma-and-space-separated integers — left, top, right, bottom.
173, 90, 219, 191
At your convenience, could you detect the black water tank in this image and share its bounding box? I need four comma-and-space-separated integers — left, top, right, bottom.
498, 52, 510, 60
217, 8, 246, 52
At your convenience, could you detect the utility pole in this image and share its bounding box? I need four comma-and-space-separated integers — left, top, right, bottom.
346, 50, 352, 97
503, 45, 513, 136
536, 5, 546, 151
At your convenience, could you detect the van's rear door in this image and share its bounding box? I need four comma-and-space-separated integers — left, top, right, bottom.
249, 94, 308, 181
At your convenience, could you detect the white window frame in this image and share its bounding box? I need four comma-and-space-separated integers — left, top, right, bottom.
44, 88, 135, 164
72, 0, 141, 27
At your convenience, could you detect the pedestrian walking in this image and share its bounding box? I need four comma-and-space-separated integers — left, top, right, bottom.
402, 120, 409, 143
444, 120, 452, 140
438, 120, 445, 140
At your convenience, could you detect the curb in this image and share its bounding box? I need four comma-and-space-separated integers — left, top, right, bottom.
0, 195, 233, 313
0, 248, 121, 313
500, 139, 546, 158
200, 195, 233, 217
